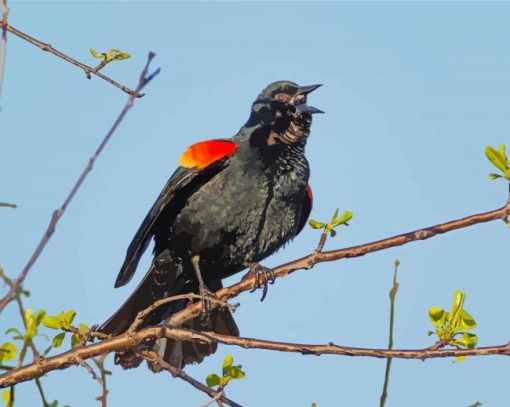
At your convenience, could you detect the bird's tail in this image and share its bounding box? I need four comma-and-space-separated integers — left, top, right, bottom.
99, 262, 239, 370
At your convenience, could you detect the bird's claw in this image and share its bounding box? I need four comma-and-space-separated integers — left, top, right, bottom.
198, 283, 218, 325
247, 263, 275, 302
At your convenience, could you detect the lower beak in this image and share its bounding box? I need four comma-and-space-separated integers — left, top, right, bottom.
295, 104, 324, 114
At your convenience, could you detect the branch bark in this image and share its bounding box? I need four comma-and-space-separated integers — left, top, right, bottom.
0, 52, 160, 313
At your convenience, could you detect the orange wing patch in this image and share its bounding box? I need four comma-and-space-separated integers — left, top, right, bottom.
179, 140, 238, 169
305, 184, 313, 208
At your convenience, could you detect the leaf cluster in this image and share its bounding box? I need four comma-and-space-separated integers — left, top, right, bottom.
486, 144, 510, 181
309, 208, 353, 237
90, 48, 131, 64
428, 290, 477, 362
206, 355, 246, 389
42, 310, 90, 349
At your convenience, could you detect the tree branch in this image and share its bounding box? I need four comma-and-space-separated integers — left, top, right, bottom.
4, 325, 510, 388
0, 22, 142, 97
0, 52, 160, 314
168, 197, 510, 327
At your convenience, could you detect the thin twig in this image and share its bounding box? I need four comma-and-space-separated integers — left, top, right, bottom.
92, 355, 109, 407
314, 232, 328, 253
0, 0, 7, 110
34, 378, 50, 407
6, 325, 510, 388
200, 388, 224, 407
139, 350, 241, 407
75, 355, 103, 385
380, 259, 400, 407
0, 202, 17, 208
0, 22, 142, 97
0, 52, 160, 314
129, 291, 238, 333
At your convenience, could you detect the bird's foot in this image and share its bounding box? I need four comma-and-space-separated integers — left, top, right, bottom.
197, 282, 219, 325
245, 263, 275, 302
190, 255, 218, 325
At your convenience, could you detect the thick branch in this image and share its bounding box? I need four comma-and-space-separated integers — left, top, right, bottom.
3, 326, 510, 388
169, 198, 510, 327
0, 52, 160, 313
0, 22, 141, 97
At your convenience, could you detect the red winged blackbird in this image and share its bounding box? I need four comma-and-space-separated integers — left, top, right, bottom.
100, 81, 322, 370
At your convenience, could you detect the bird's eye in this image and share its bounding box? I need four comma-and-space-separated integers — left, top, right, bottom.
276, 93, 287, 103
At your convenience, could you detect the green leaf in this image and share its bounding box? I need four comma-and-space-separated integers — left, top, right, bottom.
333, 210, 353, 226
79, 323, 90, 333
329, 229, 337, 238
52, 332, 66, 348
504, 168, 510, 180
458, 310, 476, 330
308, 219, 325, 229
428, 306, 446, 328
90, 48, 104, 59
450, 290, 465, 316
229, 366, 245, 380
0, 342, 17, 362
453, 355, 467, 363
113, 52, 131, 61
489, 173, 502, 180
498, 144, 507, 161
331, 208, 339, 223
34, 310, 47, 326
451, 333, 478, 349
24, 308, 33, 327
42, 316, 62, 329
2, 389, 11, 406
223, 354, 234, 376
71, 333, 80, 348
485, 146, 508, 172
206, 373, 220, 387
5, 328, 21, 336
65, 310, 76, 325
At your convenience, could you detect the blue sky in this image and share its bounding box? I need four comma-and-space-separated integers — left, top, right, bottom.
2, 1, 510, 406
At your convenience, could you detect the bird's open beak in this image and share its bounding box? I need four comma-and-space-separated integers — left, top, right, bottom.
295, 84, 324, 114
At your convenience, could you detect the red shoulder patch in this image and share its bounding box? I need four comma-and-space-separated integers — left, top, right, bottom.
179, 140, 237, 169
305, 184, 313, 208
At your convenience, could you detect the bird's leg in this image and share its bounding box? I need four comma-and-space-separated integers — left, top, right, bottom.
243, 262, 276, 302
191, 255, 217, 324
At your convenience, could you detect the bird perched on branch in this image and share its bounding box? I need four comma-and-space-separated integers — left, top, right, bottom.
100, 80, 322, 370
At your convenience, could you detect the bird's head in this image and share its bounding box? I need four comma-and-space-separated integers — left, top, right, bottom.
247, 81, 323, 146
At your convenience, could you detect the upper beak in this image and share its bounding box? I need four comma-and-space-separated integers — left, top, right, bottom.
298, 84, 322, 95
295, 84, 324, 114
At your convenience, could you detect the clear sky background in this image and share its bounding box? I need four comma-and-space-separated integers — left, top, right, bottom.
2, 1, 510, 406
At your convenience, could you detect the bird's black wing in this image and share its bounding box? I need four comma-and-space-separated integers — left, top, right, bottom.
295, 184, 313, 236
114, 157, 232, 288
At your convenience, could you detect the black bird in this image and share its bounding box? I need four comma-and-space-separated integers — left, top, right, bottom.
100, 80, 322, 370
